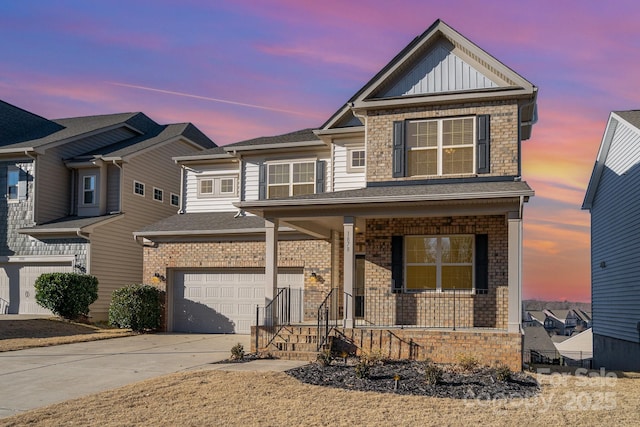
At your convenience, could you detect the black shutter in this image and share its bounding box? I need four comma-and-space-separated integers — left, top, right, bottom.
315, 160, 326, 193
258, 163, 267, 200
475, 234, 489, 294
392, 121, 405, 178
391, 235, 403, 293
18, 168, 27, 200
477, 115, 490, 174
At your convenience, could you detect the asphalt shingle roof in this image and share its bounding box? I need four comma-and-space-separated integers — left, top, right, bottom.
225, 128, 320, 148
135, 212, 266, 235
19, 214, 121, 231
615, 110, 640, 129
0, 100, 65, 146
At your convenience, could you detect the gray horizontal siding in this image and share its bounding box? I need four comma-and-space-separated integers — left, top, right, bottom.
590, 118, 640, 343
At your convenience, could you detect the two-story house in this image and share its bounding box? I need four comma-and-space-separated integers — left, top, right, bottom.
0, 100, 215, 318
583, 110, 640, 371
137, 20, 537, 370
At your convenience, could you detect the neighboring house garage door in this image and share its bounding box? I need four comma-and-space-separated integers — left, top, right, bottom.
0, 263, 74, 314
172, 268, 304, 334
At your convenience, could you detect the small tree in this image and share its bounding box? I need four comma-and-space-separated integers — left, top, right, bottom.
109, 284, 162, 331
35, 273, 98, 320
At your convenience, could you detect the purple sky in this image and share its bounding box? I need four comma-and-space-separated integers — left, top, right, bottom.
2, 0, 639, 302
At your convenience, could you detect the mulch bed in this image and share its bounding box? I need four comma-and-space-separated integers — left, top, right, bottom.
286, 359, 540, 399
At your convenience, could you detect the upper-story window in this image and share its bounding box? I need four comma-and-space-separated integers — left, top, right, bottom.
134, 181, 145, 196
197, 176, 237, 198
347, 148, 365, 172
83, 176, 96, 205
6, 167, 20, 201
170, 193, 179, 207
153, 187, 163, 202
267, 161, 314, 199
393, 115, 490, 178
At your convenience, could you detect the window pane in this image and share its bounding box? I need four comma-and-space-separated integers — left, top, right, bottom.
200, 180, 213, 194
441, 236, 473, 263
442, 118, 474, 146
408, 149, 437, 176
406, 236, 437, 263
268, 164, 289, 184
441, 266, 472, 290
83, 191, 94, 204
442, 146, 473, 175
406, 266, 436, 290
7, 170, 19, 186
351, 150, 365, 167
154, 189, 163, 201
83, 176, 95, 191
268, 185, 289, 199
292, 183, 314, 196
220, 178, 234, 193
171, 194, 179, 206
407, 121, 437, 148
293, 162, 314, 184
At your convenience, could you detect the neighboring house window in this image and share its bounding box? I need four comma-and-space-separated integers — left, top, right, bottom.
6, 167, 20, 201
405, 235, 474, 291
170, 193, 179, 207
197, 176, 237, 198
347, 148, 365, 172
134, 181, 145, 196
393, 115, 490, 178
267, 161, 314, 199
153, 187, 163, 202
83, 175, 96, 205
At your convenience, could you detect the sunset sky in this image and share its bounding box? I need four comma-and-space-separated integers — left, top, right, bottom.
2, 0, 638, 303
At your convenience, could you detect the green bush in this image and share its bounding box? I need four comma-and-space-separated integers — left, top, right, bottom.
424, 362, 443, 385
109, 284, 162, 331
230, 343, 245, 360
35, 273, 98, 320
494, 364, 512, 382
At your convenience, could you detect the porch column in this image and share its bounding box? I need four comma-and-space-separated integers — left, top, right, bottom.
507, 212, 522, 333
265, 218, 279, 307
343, 216, 355, 328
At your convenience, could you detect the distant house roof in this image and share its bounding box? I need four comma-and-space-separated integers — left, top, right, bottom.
554, 329, 593, 360
523, 325, 558, 355
18, 214, 123, 237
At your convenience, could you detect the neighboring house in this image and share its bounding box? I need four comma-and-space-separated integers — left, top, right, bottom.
522, 309, 547, 327
543, 309, 569, 335
137, 19, 538, 370
523, 325, 560, 365
583, 110, 640, 371
554, 329, 593, 366
0, 100, 215, 319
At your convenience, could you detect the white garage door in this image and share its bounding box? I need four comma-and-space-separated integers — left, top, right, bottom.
15, 263, 73, 314
172, 268, 303, 334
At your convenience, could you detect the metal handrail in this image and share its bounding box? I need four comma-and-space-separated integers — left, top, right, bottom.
0, 297, 9, 314
255, 287, 289, 351
316, 288, 335, 351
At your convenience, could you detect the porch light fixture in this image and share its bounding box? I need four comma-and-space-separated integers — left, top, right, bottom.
153, 272, 166, 282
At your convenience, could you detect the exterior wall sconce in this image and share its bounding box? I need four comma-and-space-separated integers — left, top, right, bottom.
152, 272, 166, 283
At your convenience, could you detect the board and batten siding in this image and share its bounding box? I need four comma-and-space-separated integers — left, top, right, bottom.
183, 163, 239, 213
241, 152, 332, 202
35, 127, 137, 223
88, 139, 202, 317
590, 118, 640, 344
332, 143, 366, 192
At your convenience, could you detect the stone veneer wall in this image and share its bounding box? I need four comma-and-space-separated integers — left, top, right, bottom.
365, 100, 520, 182
143, 239, 332, 329
363, 215, 508, 329
334, 327, 523, 371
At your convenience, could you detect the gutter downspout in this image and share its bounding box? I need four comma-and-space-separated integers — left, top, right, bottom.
111, 160, 123, 214
178, 165, 186, 214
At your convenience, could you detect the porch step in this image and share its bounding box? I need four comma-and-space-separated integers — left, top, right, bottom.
256, 324, 326, 362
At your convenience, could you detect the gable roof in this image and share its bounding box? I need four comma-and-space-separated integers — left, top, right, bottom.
0, 100, 65, 145
582, 110, 640, 209
321, 19, 537, 138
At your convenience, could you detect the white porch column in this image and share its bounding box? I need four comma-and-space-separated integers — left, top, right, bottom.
507, 212, 523, 333
343, 216, 355, 328
265, 218, 279, 307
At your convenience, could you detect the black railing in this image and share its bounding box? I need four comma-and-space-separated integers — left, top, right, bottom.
317, 288, 337, 351
0, 297, 8, 314
524, 349, 593, 369
255, 287, 290, 351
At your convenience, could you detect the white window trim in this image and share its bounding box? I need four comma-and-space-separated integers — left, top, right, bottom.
347, 147, 366, 173
404, 234, 475, 293
407, 116, 476, 177
266, 160, 316, 199
197, 175, 237, 198
82, 175, 97, 206
153, 187, 164, 202
170, 192, 179, 207
133, 180, 145, 197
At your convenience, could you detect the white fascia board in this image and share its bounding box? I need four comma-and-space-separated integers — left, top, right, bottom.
133, 226, 295, 239
7, 255, 75, 263
223, 140, 326, 153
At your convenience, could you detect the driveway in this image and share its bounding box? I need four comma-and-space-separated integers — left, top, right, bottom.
0, 333, 252, 419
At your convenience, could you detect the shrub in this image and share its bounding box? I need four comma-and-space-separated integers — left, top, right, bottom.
316, 349, 333, 367
424, 362, 443, 385
494, 364, 512, 382
457, 354, 479, 372
230, 343, 245, 360
354, 358, 371, 379
109, 284, 162, 331
35, 273, 98, 320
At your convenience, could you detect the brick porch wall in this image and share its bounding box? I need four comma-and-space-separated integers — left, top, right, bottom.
334, 327, 523, 371
363, 215, 508, 328
143, 238, 332, 330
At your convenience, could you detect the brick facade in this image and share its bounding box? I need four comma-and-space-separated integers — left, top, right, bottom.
143, 238, 332, 329
365, 100, 520, 182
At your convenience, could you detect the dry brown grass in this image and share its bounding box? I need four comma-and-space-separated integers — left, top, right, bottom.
1, 367, 638, 426
0, 317, 134, 352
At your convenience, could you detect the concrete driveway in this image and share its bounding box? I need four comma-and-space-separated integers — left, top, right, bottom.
0, 333, 253, 419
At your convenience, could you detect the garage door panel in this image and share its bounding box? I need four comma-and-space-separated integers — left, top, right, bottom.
173, 268, 303, 334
